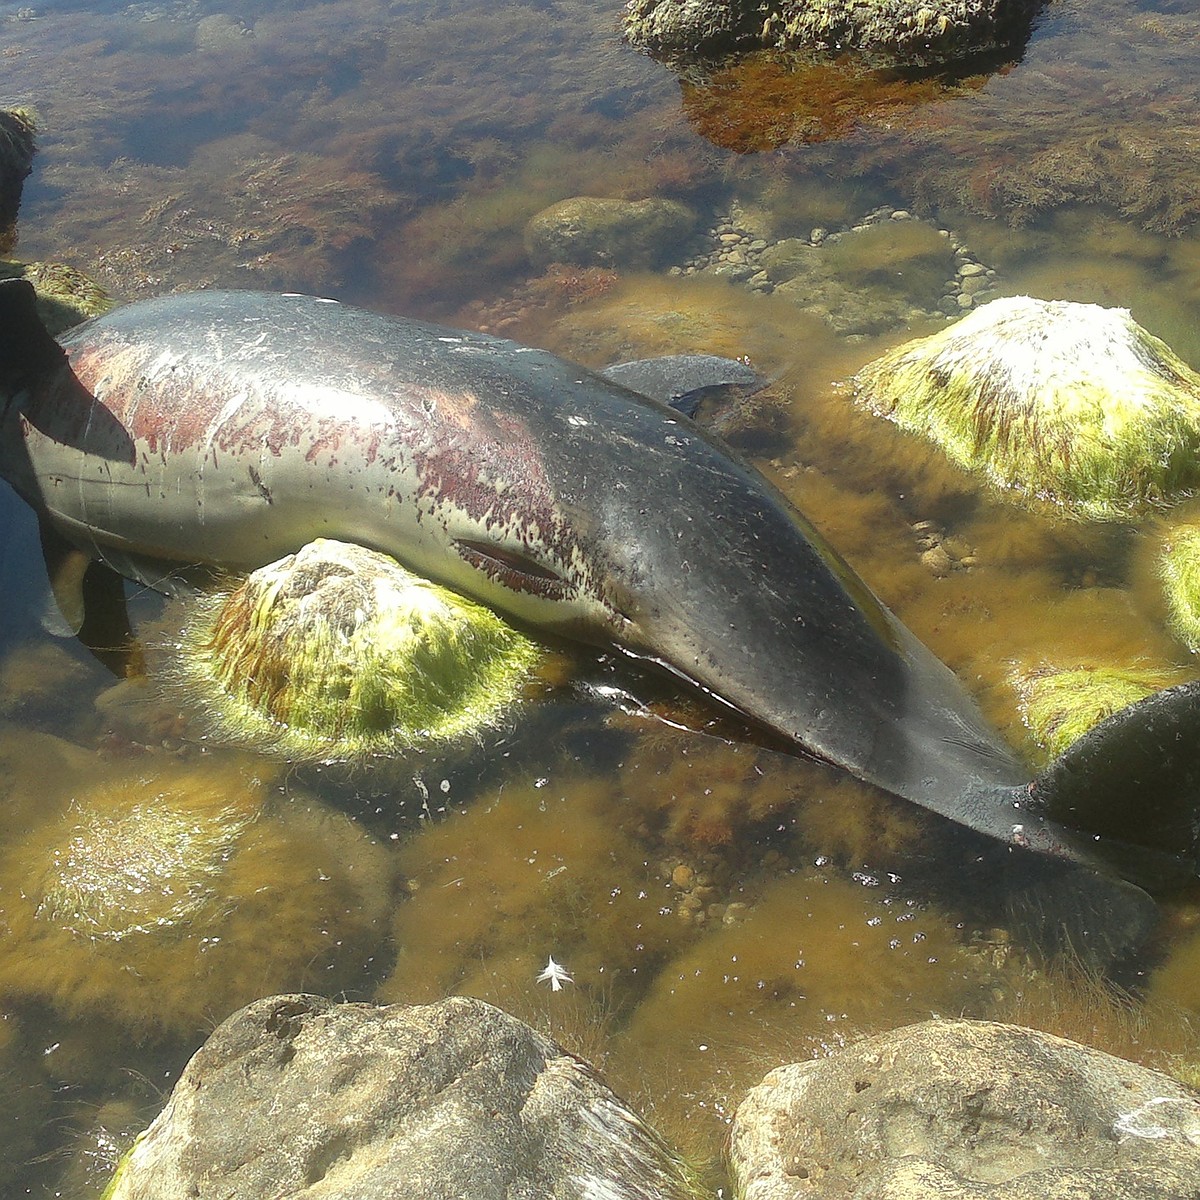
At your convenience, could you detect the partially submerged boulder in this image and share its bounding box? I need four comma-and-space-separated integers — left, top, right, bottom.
154, 538, 541, 762
854, 296, 1200, 520
623, 0, 1043, 67
525, 196, 698, 269
730, 1018, 1200, 1200
106, 994, 703, 1200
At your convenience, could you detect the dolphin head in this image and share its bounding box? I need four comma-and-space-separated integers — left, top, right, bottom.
400, 353, 1026, 816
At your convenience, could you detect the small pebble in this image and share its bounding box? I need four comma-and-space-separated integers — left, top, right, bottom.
921, 545, 954, 577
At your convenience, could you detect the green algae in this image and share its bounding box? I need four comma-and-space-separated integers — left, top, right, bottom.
159, 540, 541, 763
1018, 665, 1176, 761
855, 296, 1200, 520
1158, 524, 1200, 652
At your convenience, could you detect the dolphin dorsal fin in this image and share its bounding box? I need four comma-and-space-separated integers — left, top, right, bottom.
601, 354, 768, 417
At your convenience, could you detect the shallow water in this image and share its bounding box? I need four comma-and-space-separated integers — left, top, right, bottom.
3, 0, 1200, 1193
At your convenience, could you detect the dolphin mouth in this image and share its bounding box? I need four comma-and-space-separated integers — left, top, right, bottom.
452, 537, 577, 601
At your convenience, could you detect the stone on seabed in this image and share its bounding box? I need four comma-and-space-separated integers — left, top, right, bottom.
730, 1018, 1200, 1200
104, 994, 703, 1200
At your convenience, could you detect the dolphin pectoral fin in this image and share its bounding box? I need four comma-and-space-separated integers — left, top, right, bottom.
600, 354, 768, 416
39, 519, 136, 676
1026, 681, 1200, 888
39, 518, 90, 635
0, 278, 67, 383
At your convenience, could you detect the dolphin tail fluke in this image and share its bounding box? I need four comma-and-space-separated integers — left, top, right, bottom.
1027, 681, 1200, 889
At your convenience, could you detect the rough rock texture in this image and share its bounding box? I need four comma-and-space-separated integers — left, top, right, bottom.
623, 0, 1044, 67
107, 993, 701, 1200
525, 196, 698, 269
730, 1018, 1200, 1200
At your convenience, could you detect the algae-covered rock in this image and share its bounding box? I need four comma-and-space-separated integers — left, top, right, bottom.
1017, 665, 1176, 760
1158, 523, 1200, 652
155, 539, 541, 763
0, 755, 394, 1036
624, 0, 1042, 67
0, 259, 111, 333
524, 196, 698, 270
854, 296, 1200, 520
106, 994, 704, 1200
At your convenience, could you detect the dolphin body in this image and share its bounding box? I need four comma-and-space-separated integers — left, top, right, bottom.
0, 281, 1196, 881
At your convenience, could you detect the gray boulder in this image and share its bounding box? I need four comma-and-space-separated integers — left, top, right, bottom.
106, 993, 703, 1200
623, 0, 1043, 67
730, 1018, 1200, 1200
525, 196, 698, 269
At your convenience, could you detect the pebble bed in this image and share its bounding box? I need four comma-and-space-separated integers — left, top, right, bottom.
670, 200, 1001, 319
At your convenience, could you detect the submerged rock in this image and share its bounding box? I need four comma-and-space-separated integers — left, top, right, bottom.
105, 993, 704, 1200
154, 538, 541, 762
854, 296, 1200, 520
623, 0, 1043, 67
0, 756, 394, 1036
730, 1018, 1200, 1200
525, 196, 698, 269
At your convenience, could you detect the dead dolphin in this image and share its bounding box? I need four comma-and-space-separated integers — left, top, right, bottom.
0, 280, 1196, 884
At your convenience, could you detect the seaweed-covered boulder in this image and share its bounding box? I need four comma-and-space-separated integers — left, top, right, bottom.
153, 538, 541, 762
0, 260, 110, 333
623, 0, 1043, 67
106, 993, 703, 1200
525, 196, 698, 269
0, 756, 394, 1037
1016, 664, 1177, 761
854, 296, 1200, 521
730, 1018, 1200, 1200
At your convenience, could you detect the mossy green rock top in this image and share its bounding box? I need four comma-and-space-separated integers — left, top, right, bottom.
854, 295, 1200, 521
159, 538, 541, 762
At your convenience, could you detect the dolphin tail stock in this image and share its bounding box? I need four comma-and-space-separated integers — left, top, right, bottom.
1013, 680, 1200, 890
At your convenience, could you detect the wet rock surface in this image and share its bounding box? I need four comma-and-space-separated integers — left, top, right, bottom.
107, 993, 702, 1200
730, 1018, 1200, 1200
624, 0, 1044, 66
